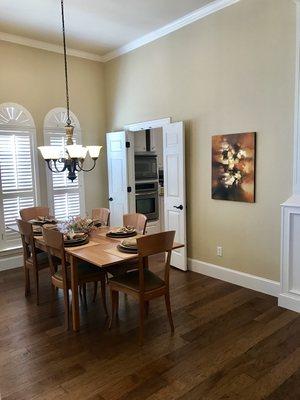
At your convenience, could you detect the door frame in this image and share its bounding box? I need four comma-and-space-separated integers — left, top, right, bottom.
124, 117, 187, 271
125, 118, 171, 132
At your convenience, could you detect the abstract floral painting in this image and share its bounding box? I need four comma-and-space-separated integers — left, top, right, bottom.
212, 132, 256, 203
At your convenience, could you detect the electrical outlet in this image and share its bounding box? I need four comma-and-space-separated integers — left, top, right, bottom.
217, 246, 223, 257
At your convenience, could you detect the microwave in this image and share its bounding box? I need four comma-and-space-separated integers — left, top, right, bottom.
135, 154, 158, 181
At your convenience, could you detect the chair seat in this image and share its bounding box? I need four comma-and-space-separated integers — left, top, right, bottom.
54, 262, 104, 282
106, 259, 139, 276
109, 269, 165, 292
27, 251, 49, 269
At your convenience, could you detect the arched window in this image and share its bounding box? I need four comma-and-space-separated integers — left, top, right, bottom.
44, 108, 85, 220
0, 103, 39, 250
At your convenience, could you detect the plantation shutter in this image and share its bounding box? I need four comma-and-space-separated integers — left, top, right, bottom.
44, 108, 85, 220
0, 104, 38, 251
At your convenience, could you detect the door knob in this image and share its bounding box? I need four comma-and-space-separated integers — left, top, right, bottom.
174, 205, 183, 210
109, 197, 113, 201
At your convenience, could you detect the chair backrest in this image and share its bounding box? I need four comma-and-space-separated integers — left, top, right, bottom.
42, 227, 66, 277
17, 219, 35, 260
20, 206, 50, 222
136, 231, 175, 290
123, 213, 147, 234
92, 208, 110, 226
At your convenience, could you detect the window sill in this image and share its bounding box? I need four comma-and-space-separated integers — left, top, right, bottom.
0, 246, 22, 258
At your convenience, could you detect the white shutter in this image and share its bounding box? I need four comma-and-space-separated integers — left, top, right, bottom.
0, 103, 38, 251
44, 108, 85, 220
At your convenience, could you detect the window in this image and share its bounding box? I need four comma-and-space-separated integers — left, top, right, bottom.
44, 108, 85, 220
0, 103, 39, 251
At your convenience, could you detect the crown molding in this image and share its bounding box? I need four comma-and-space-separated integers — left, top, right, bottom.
0, 32, 105, 62
0, 0, 240, 63
102, 0, 241, 62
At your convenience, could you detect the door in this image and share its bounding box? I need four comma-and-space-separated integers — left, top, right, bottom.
163, 122, 187, 271
106, 131, 129, 226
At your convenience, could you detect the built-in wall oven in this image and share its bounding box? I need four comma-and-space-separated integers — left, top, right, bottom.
135, 154, 158, 181
135, 181, 159, 221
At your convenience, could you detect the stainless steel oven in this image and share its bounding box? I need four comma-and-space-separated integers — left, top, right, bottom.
135, 181, 159, 221
135, 154, 158, 181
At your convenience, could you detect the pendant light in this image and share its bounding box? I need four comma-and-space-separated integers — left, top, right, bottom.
38, 0, 101, 182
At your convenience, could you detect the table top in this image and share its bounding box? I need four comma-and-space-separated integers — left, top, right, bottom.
9, 225, 184, 269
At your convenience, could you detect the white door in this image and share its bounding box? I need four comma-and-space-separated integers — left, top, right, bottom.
106, 131, 129, 226
163, 122, 187, 271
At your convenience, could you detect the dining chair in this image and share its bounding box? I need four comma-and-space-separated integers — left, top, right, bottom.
43, 227, 108, 329
92, 208, 110, 226
97, 213, 148, 299
17, 219, 50, 305
123, 213, 147, 234
108, 230, 175, 345
20, 206, 50, 221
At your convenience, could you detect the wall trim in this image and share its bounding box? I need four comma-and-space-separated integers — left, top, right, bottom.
102, 0, 241, 62
188, 258, 280, 297
0, 32, 104, 62
0, 255, 23, 272
0, 0, 240, 63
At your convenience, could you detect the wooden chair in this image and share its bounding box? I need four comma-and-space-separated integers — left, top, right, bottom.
92, 208, 110, 226
98, 213, 148, 298
17, 219, 50, 305
20, 206, 50, 221
123, 213, 147, 234
43, 228, 108, 330
108, 231, 175, 345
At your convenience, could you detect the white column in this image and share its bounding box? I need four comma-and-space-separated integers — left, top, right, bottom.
279, 0, 300, 312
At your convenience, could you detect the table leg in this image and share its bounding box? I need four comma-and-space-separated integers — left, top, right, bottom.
70, 255, 80, 332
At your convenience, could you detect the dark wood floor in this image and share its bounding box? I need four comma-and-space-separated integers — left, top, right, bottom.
1, 260, 300, 400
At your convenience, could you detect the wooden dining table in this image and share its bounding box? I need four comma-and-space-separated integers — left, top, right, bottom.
10, 224, 184, 331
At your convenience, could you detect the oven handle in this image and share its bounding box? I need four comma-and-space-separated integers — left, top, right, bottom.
135, 191, 158, 196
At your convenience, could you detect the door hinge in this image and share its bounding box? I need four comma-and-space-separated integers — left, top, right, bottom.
126, 141, 130, 148
127, 186, 132, 193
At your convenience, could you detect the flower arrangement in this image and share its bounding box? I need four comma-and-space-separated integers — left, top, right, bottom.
58, 216, 94, 236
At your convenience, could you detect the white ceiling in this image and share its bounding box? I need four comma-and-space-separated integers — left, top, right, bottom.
0, 0, 215, 57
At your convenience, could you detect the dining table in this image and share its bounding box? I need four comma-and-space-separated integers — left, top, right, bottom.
10, 224, 184, 332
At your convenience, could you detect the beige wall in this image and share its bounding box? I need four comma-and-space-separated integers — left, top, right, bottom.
0, 41, 108, 213
104, 0, 296, 281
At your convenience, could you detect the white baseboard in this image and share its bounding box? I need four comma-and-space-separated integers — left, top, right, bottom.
278, 293, 300, 313
188, 258, 280, 297
0, 255, 23, 271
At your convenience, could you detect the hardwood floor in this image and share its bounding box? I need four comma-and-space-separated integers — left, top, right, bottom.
0, 259, 299, 400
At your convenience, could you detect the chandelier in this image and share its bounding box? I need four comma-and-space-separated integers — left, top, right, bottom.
38, 0, 101, 182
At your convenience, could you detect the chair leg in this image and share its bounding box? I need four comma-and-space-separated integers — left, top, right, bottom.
51, 284, 56, 317
100, 278, 108, 317
34, 268, 39, 305
139, 299, 145, 346
63, 287, 70, 330
145, 301, 150, 318
24, 267, 30, 297
82, 283, 88, 310
108, 289, 116, 329
93, 282, 98, 303
164, 291, 174, 334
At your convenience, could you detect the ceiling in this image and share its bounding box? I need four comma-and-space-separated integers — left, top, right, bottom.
0, 0, 215, 57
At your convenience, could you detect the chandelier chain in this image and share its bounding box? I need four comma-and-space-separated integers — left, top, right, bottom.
61, 0, 71, 126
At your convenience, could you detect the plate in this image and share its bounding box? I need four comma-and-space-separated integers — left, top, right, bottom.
64, 236, 89, 247
29, 218, 57, 226
106, 231, 137, 238
117, 244, 138, 254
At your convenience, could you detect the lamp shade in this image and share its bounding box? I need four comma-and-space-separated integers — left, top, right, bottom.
66, 144, 86, 159
87, 146, 102, 159
38, 146, 61, 160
